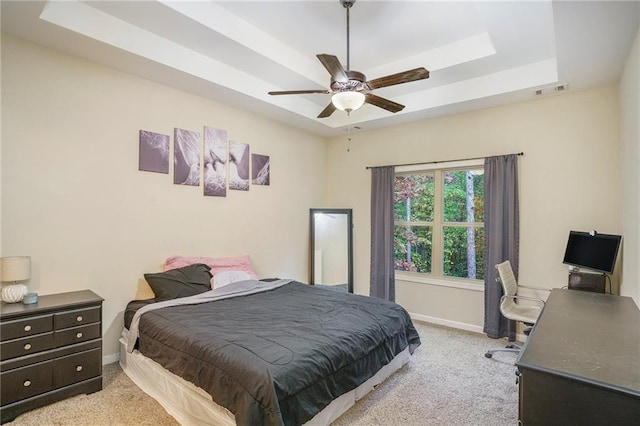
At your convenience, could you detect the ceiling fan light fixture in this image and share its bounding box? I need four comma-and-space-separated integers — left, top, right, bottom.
331, 91, 365, 114
267, 0, 428, 118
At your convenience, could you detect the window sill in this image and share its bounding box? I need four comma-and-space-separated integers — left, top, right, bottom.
395, 272, 484, 292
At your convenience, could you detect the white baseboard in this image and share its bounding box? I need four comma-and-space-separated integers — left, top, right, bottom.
103, 353, 119, 365
409, 312, 528, 342
410, 312, 484, 334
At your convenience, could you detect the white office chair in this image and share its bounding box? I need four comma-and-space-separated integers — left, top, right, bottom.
485, 260, 547, 358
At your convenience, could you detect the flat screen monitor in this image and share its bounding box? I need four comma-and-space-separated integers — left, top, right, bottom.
562, 231, 622, 274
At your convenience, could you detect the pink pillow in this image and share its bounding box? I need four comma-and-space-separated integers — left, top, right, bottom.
163, 255, 257, 279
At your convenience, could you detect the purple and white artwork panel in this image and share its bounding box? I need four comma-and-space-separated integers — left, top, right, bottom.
204, 126, 228, 197
229, 141, 250, 191
251, 154, 270, 186
174, 128, 201, 186
139, 130, 169, 174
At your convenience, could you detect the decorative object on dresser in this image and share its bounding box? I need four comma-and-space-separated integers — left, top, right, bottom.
0, 256, 31, 303
0, 290, 104, 424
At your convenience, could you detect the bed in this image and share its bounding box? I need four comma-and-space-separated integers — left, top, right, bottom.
120, 262, 420, 426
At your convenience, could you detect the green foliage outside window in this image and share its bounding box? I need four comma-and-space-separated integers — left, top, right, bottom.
393, 174, 434, 273
394, 225, 432, 273
443, 226, 485, 279
394, 169, 485, 280
393, 174, 434, 222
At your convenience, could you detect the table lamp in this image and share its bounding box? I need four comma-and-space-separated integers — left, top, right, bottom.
1, 256, 31, 303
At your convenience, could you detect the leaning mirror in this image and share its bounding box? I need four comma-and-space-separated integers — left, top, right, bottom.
310, 208, 353, 293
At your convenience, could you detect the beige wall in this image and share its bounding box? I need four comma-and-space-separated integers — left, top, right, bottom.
2, 31, 636, 360
619, 24, 640, 305
327, 86, 621, 328
1, 36, 328, 358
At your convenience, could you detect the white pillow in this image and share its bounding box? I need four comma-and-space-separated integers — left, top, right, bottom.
212, 270, 252, 289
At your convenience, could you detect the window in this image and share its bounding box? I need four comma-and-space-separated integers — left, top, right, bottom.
394, 163, 485, 282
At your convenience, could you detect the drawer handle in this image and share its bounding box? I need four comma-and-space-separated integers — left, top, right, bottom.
24, 325, 32, 332
76, 332, 83, 339
76, 316, 83, 322
23, 380, 31, 387
76, 365, 83, 372
24, 343, 32, 351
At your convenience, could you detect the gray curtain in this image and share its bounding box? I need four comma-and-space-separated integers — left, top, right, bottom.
483, 154, 519, 340
370, 166, 395, 301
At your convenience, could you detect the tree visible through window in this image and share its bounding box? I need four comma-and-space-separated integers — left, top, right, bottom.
394, 167, 485, 281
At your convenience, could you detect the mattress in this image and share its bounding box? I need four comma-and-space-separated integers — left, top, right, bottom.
125, 280, 420, 425
119, 329, 411, 425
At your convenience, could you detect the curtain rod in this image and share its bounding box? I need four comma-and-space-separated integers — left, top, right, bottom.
365, 152, 524, 170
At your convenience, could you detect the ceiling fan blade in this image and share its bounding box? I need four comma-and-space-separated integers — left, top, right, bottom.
367, 67, 430, 90
268, 89, 330, 96
317, 102, 337, 118
317, 54, 348, 83
365, 93, 405, 113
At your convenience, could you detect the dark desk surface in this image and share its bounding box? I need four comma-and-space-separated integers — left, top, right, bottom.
517, 289, 640, 397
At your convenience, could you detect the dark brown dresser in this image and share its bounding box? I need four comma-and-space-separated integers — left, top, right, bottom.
0, 290, 103, 423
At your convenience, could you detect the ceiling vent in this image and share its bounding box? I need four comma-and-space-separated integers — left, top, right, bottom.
533, 83, 569, 97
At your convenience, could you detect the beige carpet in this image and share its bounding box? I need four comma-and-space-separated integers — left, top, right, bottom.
7, 322, 519, 425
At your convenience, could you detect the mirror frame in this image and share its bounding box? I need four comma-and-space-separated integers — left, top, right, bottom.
309, 208, 354, 293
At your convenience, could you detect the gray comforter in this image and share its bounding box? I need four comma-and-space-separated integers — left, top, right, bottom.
128, 280, 421, 426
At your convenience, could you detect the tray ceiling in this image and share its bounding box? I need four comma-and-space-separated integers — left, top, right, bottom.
1, 1, 638, 136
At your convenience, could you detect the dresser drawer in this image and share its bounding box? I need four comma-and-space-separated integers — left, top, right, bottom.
0, 359, 53, 406
53, 348, 101, 388
54, 323, 101, 347
0, 315, 53, 342
54, 307, 101, 329
0, 333, 55, 361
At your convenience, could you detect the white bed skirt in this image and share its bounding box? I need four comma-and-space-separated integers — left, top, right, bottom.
119, 329, 410, 425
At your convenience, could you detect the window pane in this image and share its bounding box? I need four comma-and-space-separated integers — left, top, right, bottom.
394, 173, 435, 222
443, 227, 484, 279
443, 169, 484, 222
394, 225, 432, 273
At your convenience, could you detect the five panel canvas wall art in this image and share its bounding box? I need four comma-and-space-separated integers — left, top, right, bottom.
138, 126, 271, 196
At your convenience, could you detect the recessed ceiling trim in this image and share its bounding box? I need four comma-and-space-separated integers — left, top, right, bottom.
368, 32, 496, 79
40, 0, 314, 110
393, 58, 559, 111
158, 0, 328, 87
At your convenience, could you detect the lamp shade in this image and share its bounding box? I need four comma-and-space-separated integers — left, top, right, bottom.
1, 256, 31, 282
331, 91, 365, 113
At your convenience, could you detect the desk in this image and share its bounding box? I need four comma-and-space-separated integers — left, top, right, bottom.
516, 289, 640, 425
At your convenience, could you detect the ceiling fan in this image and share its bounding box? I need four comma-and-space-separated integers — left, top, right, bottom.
268, 0, 430, 118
